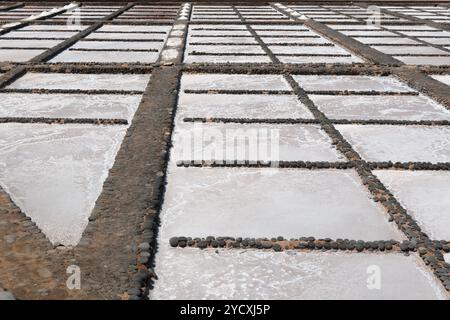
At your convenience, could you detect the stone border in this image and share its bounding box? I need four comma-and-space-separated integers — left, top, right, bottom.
0, 117, 128, 124
183, 117, 450, 126
175, 160, 450, 171
168, 236, 450, 254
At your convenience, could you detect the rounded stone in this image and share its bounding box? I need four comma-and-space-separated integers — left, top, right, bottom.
262, 242, 273, 249
197, 241, 207, 249
273, 244, 282, 252
169, 237, 179, 247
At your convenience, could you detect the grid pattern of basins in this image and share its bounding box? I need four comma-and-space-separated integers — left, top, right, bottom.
0, 23, 87, 62
380, 5, 450, 23
0, 4, 58, 23
114, 5, 180, 22
50, 24, 172, 63
327, 23, 450, 65
48, 5, 122, 23
285, 4, 407, 23
185, 22, 363, 64
152, 71, 450, 299
0, 2, 449, 300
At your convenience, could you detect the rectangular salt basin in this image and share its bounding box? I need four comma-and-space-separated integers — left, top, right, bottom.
336, 125, 450, 163
85, 32, 166, 40
177, 93, 313, 119
159, 167, 401, 241
401, 31, 450, 37
431, 75, 450, 86
0, 124, 127, 246
0, 49, 44, 62
395, 56, 450, 66
7, 73, 150, 91
278, 56, 362, 64
70, 40, 163, 50
355, 37, 420, 45
294, 75, 413, 92
327, 25, 381, 30
187, 37, 259, 44
19, 25, 87, 31
189, 30, 251, 36
420, 38, 450, 45
151, 250, 445, 299
184, 55, 271, 64
270, 45, 349, 55
373, 45, 447, 55
190, 25, 247, 30
341, 30, 398, 36
0, 93, 141, 122
252, 25, 309, 30
383, 25, 437, 31
0, 39, 61, 48
50, 51, 160, 63
254, 30, 316, 36
374, 170, 450, 240
310, 95, 450, 121
181, 74, 291, 91
171, 123, 344, 162
96, 25, 171, 32
1, 31, 77, 38
186, 44, 265, 54
261, 37, 329, 44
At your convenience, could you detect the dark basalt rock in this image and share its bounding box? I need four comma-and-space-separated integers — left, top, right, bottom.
169, 237, 179, 248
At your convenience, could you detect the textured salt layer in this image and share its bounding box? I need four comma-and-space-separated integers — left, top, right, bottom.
268, 45, 349, 54
50, 51, 160, 63
0, 39, 61, 48
189, 30, 251, 36
421, 38, 450, 45
184, 55, 271, 63
0, 49, 44, 62
252, 25, 308, 30
372, 45, 447, 55
310, 95, 450, 121
294, 75, 412, 92
19, 25, 87, 31
0, 124, 127, 246
172, 123, 344, 162
188, 36, 258, 44
261, 37, 329, 44
341, 30, 397, 37
95, 25, 171, 32
0, 93, 141, 121
177, 93, 313, 119
85, 32, 165, 40
374, 170, 450, 241
278, 56, 362, 64
0, 31, 77, 39
354, 37, 420, 45
395, 56, 450, 66
180, 74, 291, 91
336, 125, 450, 163
159, 167, 402, 241
70, 40, 162, 50
7, 73, 150, 91
151, 250, 445, 299
186, 44, 266, 54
